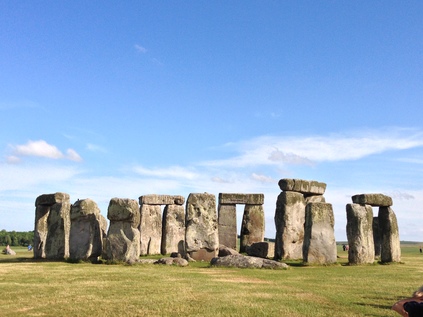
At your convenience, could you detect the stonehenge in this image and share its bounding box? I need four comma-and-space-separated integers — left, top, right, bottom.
274, 178, 333, 263
32, 183, 402, 266
346, 193, 401, 264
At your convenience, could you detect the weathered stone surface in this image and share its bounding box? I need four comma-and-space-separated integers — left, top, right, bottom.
34, 192, 71, 260
303, 203, 337, 264
351, 193, 393, 207
35, 192, 70, 206
218, 245, 239, 257
155, 257, 189, 267
185, 193, 219, 261
278, 179, 326, 195
139, 204, 162, 255
246, 242, 274, 259
107, 198, 140, 225
139, 195, 185, 206
305, 195, 326, 204
378, 207, 401, 263
274, 191, 306, 260
210, 255, 289, 269
69, 199, 106, 261
161, 204, 185, 255
104, 198, 140, 262
346, 203, 375, 264
104, 222, 140, 262
373, 217, 381, 258
240, 204, 265, 252
218, 204, 237, 250
218, 193, 264, 205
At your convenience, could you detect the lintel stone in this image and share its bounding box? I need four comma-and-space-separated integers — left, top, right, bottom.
218, 193, 264, 205
139, 195, 185, 205
352, 193, 393, 207
35, 192, 70, 206
278, 179, 326, 195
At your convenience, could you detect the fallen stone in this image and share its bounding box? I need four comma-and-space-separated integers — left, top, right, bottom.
351, 193, 393, 207
278, 179, 326, 195
218, 245, 239, 257
155, 257, 189, 267
246, 242, 274, 259
210, 255, 289, 269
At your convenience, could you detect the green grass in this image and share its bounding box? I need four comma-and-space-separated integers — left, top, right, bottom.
1, 245, 422, 316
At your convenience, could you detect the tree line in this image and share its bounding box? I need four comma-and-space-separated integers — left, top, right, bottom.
0, 230, 34, 246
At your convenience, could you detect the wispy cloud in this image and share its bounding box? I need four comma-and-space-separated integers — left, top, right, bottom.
133, 165, 199, 180
86, 143, 107, 153
135, 44, 147, 53
199, 128, 423, 168
8, 140, 82, 162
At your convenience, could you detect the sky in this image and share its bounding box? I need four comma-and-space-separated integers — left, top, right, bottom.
1, 1, 422, 242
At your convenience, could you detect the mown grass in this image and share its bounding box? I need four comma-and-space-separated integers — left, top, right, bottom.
1, 245, 422, 316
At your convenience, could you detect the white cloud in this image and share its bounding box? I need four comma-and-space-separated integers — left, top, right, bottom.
8, 140, 82, 162
86, 143, 107, 153
66, 149, 83, 162
135, 44, 147, 53
251, 173, 275, 183
199, 128, 423, 168
133, 165, 199, 180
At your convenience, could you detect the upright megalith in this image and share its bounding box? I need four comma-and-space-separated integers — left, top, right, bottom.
218, 203, 237, 249
274, 178, 327, 261
161, 204, 185, 255
274, 191, 306, 260
139, 195, 185, 256
69, 199, 107, 261
346, 203, 375, 264
104, 198, 140, 262
373, 217, 381, 258
34, 192, 71, 260
139, 204, 162, 255
218, 193, 265, 252
240, 204, 265, 252
303, 202, 337, 264
185, 193, 218, 261
378, 207, 401, 263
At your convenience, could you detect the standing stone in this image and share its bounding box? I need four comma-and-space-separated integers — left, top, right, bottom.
218, 204, 237, 250
104, 198, 140, 262
373, 217, 381, 258
185, 193, 218, 261
346, 203, 375, 264
240, 204, 265, 252
378, 207, 401, 263
139, 204, 162, 255
34, 192, 71, 260
274, 191, 306, 260
69, 199, 107, 261
161, 204, 185, 255
303, 202, 337, 264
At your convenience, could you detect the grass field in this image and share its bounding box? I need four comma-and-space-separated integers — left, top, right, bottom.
1, 244, 422, 316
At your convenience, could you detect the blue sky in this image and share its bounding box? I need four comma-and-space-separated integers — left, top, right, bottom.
1, 1, 423, 241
